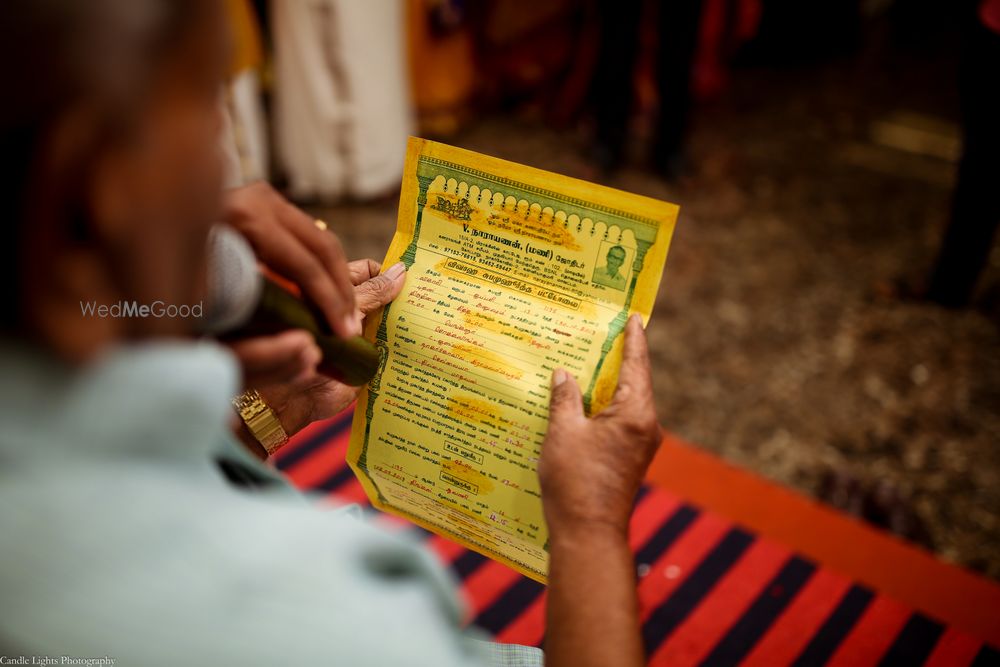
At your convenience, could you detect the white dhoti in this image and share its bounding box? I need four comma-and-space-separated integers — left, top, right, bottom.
225, 70, 270, 185
272, 0, 413, 201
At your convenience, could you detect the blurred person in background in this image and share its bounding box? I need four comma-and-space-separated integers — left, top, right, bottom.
590, 0, 704, 178
407, 0, 477, 137
220, 0, 269, 184
924, 0, 1000, 308
271, 0, 412, 202
0, 2, 663, 666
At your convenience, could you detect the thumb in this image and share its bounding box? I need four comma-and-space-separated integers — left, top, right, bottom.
355, 262, 407, 315
611, 314, 653, 407
548, 368, 584, 425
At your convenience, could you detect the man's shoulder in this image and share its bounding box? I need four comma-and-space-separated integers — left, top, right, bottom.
0, 462, 487, 665
0, 461, 387, 552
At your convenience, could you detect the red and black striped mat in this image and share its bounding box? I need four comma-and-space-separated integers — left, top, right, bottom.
273, 410, 999, 667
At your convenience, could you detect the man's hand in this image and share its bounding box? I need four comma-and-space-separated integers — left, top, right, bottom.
540, 314, 660, 667
222, 181, 368, 389
255, 259, 406, 440
539, 313, 661, 535
224, 181, 359, 338
227, 330, 322, 389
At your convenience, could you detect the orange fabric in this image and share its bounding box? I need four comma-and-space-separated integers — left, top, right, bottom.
644, 433, 1000, 646
406, 0, 475, 134
225, 0, 264, 76
651, 539, 789, 666
639, 514, 730, 618
740, 569, 854, 666
925, 628, 989, 667
826, 596, 911, 666
465, 562, 523, 616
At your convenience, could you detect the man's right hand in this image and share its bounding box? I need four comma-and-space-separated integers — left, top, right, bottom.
224, 181, 359, 338
539, 313, 661, 536
539, 313, 660, 667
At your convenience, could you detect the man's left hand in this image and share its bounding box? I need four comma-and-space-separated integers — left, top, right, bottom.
256, 258, 406, 441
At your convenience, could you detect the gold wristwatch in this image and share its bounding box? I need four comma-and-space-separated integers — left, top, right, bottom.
232, 389, 288, 455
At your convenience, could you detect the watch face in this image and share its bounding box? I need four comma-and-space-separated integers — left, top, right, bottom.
233, 390, 264, 416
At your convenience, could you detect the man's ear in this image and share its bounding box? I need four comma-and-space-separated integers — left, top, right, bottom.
23, 108, 130, 363
35, 248, 122, 364
88, 148, 135, 245
40, 104, 134, 248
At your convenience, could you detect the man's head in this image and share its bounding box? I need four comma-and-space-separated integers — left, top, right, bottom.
0, 0, 228, 363
605, 245, 627, 276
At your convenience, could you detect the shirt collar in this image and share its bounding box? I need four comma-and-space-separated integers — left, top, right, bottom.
0, 339, 240, 463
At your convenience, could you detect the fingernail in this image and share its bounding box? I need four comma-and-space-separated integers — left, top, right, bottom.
384, 262, 406, 280
552, 368, 567, 387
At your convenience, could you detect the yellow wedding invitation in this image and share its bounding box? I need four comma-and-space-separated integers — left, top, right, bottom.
348, 138, 679, 582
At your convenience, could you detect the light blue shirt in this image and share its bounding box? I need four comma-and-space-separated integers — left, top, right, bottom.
0, 341, 542, 666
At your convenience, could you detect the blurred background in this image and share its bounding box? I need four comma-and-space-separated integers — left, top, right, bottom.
223, 0, 999, 579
